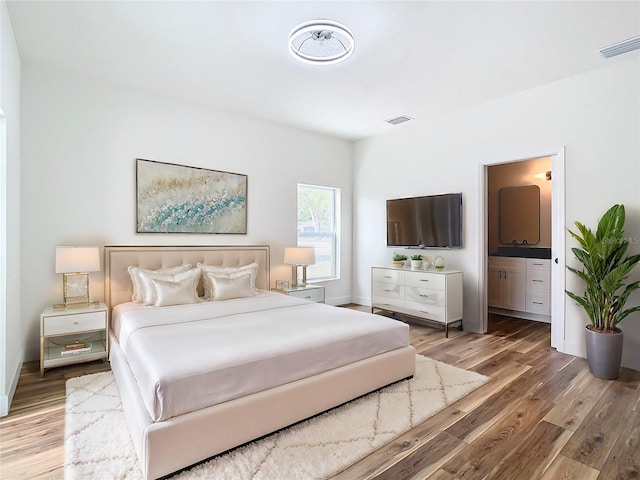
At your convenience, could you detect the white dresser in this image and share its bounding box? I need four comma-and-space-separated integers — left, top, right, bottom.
371, 266, 463, 337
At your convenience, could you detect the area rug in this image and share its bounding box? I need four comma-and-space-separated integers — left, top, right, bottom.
65, 355, 488, 479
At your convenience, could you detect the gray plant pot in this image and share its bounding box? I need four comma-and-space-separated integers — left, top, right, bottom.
584, 327, 623, 380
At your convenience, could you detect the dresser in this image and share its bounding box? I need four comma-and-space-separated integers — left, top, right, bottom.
371, 267, 463, 337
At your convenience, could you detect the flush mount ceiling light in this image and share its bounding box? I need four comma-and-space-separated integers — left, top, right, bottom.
288, 19, 354, 65
600, 35, 640, 58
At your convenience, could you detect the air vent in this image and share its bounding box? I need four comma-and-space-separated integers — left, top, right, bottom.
600, 35, 640, 58
385, 115, 413, 125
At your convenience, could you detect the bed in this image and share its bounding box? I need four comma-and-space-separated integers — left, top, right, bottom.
105, 245, 416, 479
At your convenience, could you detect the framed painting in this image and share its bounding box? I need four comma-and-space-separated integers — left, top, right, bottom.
136, 159, 247, 234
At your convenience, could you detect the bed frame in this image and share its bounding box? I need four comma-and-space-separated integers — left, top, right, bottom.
104, 245, 416, 480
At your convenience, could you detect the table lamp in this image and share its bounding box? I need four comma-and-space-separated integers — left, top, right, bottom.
55, 246, 100, 308
284, 247, 315, 287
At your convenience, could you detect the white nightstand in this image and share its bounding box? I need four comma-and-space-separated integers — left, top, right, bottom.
40, 302, 108, 376
272, 285, 325, 303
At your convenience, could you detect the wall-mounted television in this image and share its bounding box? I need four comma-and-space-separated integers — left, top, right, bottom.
386, 193, 463, 248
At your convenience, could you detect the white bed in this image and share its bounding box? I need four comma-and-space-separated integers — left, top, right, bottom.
105, 245, 416, 480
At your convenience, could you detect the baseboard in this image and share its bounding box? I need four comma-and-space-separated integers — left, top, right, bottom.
327, 295, 352, 307
352, 295, 370, 307
562, 340, 586, 359
1, 356, 22, 417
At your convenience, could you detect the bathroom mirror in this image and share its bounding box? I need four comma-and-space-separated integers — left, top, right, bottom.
499, 185, 540, 245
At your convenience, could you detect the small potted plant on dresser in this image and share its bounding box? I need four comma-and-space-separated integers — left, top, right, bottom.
410, 254, 423, 269
392, 253, 407, 268
566, 204, 640, 379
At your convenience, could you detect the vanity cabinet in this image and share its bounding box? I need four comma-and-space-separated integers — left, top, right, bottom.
488, 256, 551, 321
371, 267, 463, 337
488, 257, 526, 312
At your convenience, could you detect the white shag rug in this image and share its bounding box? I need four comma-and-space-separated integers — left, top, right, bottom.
65, 355, 488, 480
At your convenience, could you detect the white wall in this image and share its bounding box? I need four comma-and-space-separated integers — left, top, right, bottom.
0, 0, 22, 416
353, 58, 640, 371
20, 64, 353, 362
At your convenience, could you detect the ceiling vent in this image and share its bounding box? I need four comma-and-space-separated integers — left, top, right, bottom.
599, 35, 640, 58
385, 115, 413, 126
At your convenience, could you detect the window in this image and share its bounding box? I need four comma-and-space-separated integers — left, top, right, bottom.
297, 184, 340, 281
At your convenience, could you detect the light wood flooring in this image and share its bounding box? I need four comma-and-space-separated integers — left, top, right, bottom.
1, 311, 639, 479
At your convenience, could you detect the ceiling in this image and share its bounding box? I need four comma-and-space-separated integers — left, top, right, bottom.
6, 1, 640, 141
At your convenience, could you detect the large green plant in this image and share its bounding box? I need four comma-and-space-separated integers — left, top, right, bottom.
566, 204, 640, 332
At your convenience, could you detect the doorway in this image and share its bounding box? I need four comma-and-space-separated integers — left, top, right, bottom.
478, 148, 566, 352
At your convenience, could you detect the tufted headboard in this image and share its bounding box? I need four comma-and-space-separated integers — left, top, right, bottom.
104, 245, 270, 309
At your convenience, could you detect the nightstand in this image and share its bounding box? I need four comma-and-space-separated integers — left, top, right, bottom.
40, 302, 108, 376
272, 285, 325, 303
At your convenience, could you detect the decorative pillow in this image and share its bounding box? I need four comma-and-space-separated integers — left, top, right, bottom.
197, 262, 259, 299
207, 271, 255, 301
128, 264, 192, 303
151, 276, 199, 307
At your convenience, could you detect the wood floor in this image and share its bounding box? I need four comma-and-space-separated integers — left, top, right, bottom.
1, 312, 639, 480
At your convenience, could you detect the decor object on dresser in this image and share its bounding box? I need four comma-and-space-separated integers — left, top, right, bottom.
372, 266, 463, 337
410, 254, 423, 269
40, 302, 107, 376
272, 284, 325, 303
136, 158, 247, 234
284, 246, 315, 287
55, 246, 100, 307
65, 355, 488, 480
566, 204, 640, 379
104, 245, 415, 479
392, 252, 407, 268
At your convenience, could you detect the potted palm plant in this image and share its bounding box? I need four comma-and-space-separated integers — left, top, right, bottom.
566, 204, 640, 379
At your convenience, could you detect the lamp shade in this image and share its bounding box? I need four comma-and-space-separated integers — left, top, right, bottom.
284, 247, 315, 266
55, 246, 100, 273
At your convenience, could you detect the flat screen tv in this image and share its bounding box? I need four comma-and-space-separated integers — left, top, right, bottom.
386, 193, 463, 248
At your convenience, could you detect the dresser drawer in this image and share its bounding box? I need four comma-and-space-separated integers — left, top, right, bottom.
288, 288, 324, 303
526, 269, 550, 293
372, 268, 405, 285
43, 311, 106, 336
404, 301, 445, 322
404, 271, 445, 291
405, 286, 445, 307
372, 282, 404, 300
372, 295, 405, 310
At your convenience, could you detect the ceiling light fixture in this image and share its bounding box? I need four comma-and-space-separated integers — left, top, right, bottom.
599, 35, 640, 58
288, 19, 354, 65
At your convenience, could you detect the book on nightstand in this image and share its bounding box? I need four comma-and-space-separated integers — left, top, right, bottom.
60, 343, 92, 356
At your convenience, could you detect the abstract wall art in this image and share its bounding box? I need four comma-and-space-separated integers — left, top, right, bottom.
136, 158, 247, 234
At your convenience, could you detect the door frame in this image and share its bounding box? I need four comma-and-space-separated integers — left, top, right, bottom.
477, 147, 566, 352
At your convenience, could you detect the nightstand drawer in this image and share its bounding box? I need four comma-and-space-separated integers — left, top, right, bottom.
288, 288, 325, 303
43, 311, 106, 336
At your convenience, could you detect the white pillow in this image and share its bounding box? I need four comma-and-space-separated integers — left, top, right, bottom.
152, 276, 199, 307
207, 271, 255, 301
128, 264, 192, 303
137, 267, 200, 305
197, 262, 259, 299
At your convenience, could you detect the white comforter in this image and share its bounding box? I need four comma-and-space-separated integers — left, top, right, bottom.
111, 291, 410, 422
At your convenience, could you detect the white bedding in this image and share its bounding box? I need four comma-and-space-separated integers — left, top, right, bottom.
111, 291, 410, 422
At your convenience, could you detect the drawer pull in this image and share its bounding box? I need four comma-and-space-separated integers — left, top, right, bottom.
419, 294, 431, 298
383, 275, 392, 278
532, 280, 544, 283
532, 301, 544, 305
74, 322, 79, 325
384, 289, 393, 292
304, 296, 311, 299
419, 279, 429, 282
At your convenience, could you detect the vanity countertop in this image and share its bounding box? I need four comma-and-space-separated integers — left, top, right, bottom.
489, 246, 551, 259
